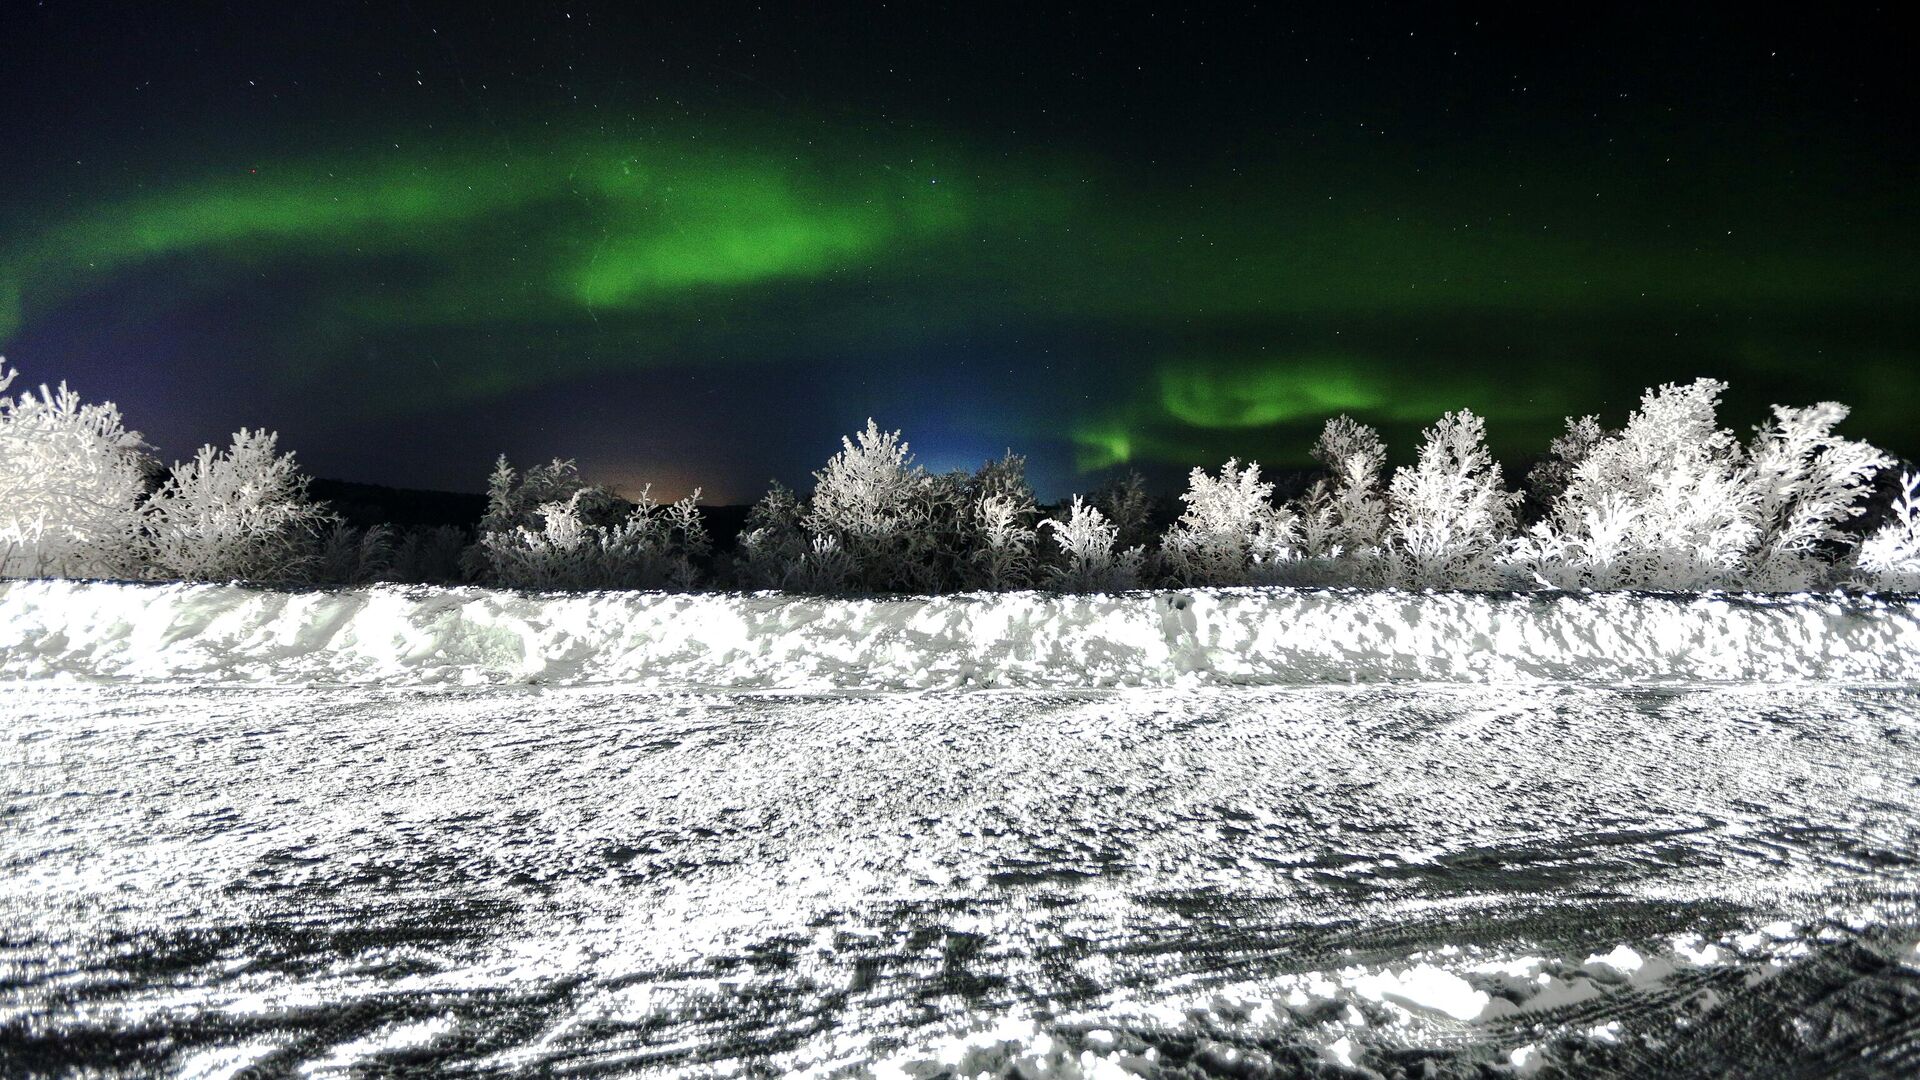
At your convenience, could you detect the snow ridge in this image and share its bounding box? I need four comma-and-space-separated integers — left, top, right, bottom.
2, 579, 1917, 689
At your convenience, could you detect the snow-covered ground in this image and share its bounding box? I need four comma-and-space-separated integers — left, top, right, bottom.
4, 580, 1920, 688
2, 584, 1918, 1077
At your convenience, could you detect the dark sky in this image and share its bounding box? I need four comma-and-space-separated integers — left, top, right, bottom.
2, 2, 1913, 502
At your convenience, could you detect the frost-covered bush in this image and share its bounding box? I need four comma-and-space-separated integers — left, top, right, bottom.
1160, 459, 1300, 585
472, 457, 588, 543
960, 453, 1039, 591
1384, 410, 1516, 589
734, 481, 814, 589
316, 522, 394, 585
972, 490, 1038, 590
470, 456, 708, 590
1511, 381, 1754, 590
1297, 416, 1389, 583
1740, 402, 1891, 589
1522, 415, 1609, 523
143, 428, 336, 583
1857, 472, 1920, 591
0, 363, 156, 578
1510, 381, 1892, 591
803, 420, 932, 592
1041, 496, 1143, 591
739, 437, 1042, 593
387, 525, 469, 584
900, 469, 974, 593
1092, 469, 1156, 554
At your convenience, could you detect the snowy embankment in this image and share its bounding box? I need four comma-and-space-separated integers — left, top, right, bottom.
3, 579, 1918, 688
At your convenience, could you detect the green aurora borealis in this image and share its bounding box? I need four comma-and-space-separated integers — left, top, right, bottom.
3, 5, 1914, 500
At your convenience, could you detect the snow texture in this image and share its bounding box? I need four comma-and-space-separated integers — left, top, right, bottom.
4, 682, 1917, 1077
2, 578, 1918, 689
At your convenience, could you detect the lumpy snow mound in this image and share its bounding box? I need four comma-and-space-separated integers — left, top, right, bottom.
2, 579, 1918, 689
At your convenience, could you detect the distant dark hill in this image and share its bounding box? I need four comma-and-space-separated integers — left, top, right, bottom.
308, 479, 487, 531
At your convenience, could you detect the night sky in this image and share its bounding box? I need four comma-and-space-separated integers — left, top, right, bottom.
3, 3, 1913, 502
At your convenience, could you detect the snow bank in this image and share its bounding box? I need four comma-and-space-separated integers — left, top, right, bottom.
2, 579, 1917, 689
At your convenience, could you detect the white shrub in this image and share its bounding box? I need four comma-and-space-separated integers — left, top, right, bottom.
1514, 382, 1892, 591
0, 362, 155, 578
971, 490, 1038, 590
899, 470, 973, 593
144, 428, 335, 582
474, 456, 586, 539
735, 481, 812, 589
1527, 415, 1609, 509
1297, 415, 1389, 583
1740, 402, 1891, 589
472, 457, 708, 590
803, 419, 932, 591
1041, 495, 1143, 592
1386, 409, 1516, 589
1520, 380, 1754, 590
1160, 459, 1299, 585
1857, 472, 1920, 591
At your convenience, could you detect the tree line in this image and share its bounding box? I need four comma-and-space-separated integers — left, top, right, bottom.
3, 360, 1916, 593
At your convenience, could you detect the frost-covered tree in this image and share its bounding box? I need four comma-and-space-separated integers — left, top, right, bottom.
0, 363, 156, 578
901, 469, 974, 592
957, 452, 1039, 591
387, 525, 470, 584
480, 487, 708, 591
1513, 380, 1755, 590
1160, 459, 1299, 585
1510, 381, 1896, 591
1040, 495, 1143, 592
143, 428, 335, 582
971, 491, 1038, 590
1385, 409, 1516, 589
473, 457, 589, 542
1738, 402, 1892, 589
1092, 469, 1156, 554
802, 420, 933, 592
316, 522, 395, 585
471, 456, 708, 590
1523, 415, 1610, 523
1856, 473, 1920, 591
465, 456, 591, 581
972, 451, 1034, 506
1296, 415, 1389, 582
742, 441, 1039, 594
734, 481, 814, 589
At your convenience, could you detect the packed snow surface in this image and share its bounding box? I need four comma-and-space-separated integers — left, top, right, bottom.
4, 682, 1918, 1076
3, 579, 1919, 688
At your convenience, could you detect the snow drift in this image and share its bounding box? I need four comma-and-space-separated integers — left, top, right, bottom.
1, 579, 1917, 689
